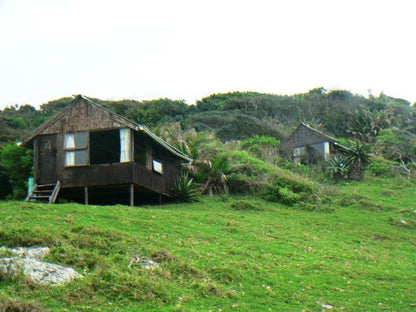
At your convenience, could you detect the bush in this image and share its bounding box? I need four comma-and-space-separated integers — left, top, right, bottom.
226, 173, 251, 194
0, 143, 33, 199
229, 151, 274, 177
227, 173, 270, 195
227, 151, 316, 195
367, 157, 396, 177
262, 185, 300, 205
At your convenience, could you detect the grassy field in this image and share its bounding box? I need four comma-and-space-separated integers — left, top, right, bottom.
0, 177, 415, 311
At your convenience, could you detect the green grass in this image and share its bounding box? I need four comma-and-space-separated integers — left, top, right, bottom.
0, 177, 415, 311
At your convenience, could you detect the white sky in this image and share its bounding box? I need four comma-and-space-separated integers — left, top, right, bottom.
0, 0, 415, 108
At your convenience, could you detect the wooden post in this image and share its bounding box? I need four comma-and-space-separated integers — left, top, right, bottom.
130, 184, 134, 207
130, 129, 134, 162
84, 186, 88, 205
158, 194, 162, 205
33, 138, 38, 183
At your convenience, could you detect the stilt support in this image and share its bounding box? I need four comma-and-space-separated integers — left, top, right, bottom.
84, 186, 88, 205
130, 184, 134, 207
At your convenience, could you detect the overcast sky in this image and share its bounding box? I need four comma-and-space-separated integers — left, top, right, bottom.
0, 0, 415, 108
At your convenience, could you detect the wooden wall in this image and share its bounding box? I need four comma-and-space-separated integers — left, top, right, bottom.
35, 130, 184, 198
37, 99, 136, 135
31, 97, 186, 202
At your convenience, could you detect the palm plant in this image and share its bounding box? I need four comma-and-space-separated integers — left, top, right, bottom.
327, 156, 349, 180
171, 173, 199, 202
347, 109, 388, 143
343, 141, 372, 181
155, 123, 231, 196
154, 123, 214, 159
187, 153, 230, 196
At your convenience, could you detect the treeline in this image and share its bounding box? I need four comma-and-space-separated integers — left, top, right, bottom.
1, 88, 415, 159
2, 88, 415, 140
1, 88, 416, 199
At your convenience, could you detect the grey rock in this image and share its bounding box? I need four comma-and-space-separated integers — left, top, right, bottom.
0, 246, 83, 286
128, 255, 159, 270
11, 247, 50, 260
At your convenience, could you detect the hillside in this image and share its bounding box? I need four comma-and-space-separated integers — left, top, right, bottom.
1, 88, 416, 201
0, 177, 415, 311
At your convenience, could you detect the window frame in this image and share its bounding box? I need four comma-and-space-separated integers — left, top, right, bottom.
64, 132, 89, 167
150, 145, 163, 175
152, 158, 163, 174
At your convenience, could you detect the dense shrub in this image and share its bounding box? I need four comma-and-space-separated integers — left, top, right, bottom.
227, 173, 270, 195
0, 143, 33, 199
226, 151, 316, 198
226, 173, 251, 194
367, 157, 396, 177
262, 185, 300, 205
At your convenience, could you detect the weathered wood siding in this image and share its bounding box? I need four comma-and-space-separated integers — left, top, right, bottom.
134, 165, 165, 194
62, 163, 133, 188
35, 132, 183, 196
36, 99, 136, 135
162, 152, 183, 195
36, 134, 58, 184
29, 96, 189, 203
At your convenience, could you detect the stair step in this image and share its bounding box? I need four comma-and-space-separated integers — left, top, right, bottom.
26, 181, 61, 204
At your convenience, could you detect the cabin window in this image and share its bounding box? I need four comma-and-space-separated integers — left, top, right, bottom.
152, 145, 163, 174
90, 130, 120, 165
119, 128, 131, 162
293, 146, 305, 164
323, 141, 330, 160
152, 159, 163, 174
64, 132, 88, 166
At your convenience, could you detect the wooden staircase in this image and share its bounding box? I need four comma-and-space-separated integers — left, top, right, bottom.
26, 181, 61, 204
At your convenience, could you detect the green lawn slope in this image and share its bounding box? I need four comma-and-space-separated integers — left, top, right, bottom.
0, 177, 415, 311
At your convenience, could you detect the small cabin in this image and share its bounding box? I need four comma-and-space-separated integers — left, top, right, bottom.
279, 123, 343, 164
22, 95, 192, 206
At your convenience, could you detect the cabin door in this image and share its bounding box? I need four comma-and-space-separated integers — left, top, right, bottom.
37, 135, 57, 185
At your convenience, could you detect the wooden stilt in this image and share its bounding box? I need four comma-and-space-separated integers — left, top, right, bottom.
158, 194, 162, 205
84, 186, 88, 205
130, 184, 134, 207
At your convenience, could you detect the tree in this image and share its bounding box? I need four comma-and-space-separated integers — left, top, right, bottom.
375, 128, 416, 163
347, 109, 388, 143
0, 143, 33, 198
